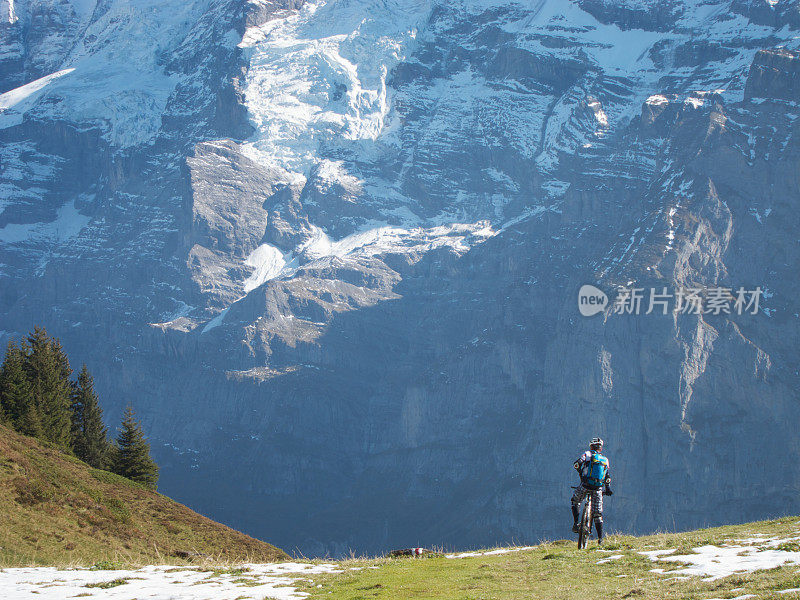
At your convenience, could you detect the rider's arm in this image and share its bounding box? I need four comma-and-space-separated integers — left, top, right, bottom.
573, 451, 587, 471
574, 452, 589, 476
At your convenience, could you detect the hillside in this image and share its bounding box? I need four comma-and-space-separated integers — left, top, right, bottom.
295, 518, 800, 600
2, 517, 799, 599
0, 424, 287, 566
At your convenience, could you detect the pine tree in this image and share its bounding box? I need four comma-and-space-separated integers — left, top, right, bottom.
70, 365, 110, 469
0, 341, 40, 436
25, 327, 73, 448
112, 406, 159, 489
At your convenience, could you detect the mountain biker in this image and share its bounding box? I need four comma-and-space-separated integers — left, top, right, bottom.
571, 437, 613, 545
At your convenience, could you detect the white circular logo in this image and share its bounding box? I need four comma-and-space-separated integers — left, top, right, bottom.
578, 284, 608, 317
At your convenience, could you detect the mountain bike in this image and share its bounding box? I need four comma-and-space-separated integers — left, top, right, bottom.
572, 485, 593, 549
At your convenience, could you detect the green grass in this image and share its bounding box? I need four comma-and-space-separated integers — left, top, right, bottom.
3, 421, 799, 600
90, 560, 128, 571
0, 423, 288, 567
298, 518, 800, 600
85, 578, 130, 589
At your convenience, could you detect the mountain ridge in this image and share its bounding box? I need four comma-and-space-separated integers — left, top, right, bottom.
0, 0, 798, 556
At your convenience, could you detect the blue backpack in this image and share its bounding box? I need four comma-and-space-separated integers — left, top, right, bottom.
584, 452, 609, 488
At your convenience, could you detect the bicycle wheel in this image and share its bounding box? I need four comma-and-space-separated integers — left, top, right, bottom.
584, 499, 593, 547
578, 500, 591, 549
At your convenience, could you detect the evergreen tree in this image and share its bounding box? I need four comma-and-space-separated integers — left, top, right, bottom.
0, 341, 40, 436
112, 406, 159, 489
25, 327, 73, 448
70, 365, 110, 469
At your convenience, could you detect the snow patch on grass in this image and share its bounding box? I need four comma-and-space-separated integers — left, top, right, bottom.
446, 546, 535, 559
643, 538, 800, 581
0, 562, 340, 600
597, 554, 624, 564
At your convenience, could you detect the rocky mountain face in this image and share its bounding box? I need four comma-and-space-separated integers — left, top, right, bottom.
1, 0, 799, 556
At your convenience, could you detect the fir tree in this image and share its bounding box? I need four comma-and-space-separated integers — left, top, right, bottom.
70, 365, 110, 469
0, 341, 40, 436
25, 327, 73, 448
112, 406, 159, 489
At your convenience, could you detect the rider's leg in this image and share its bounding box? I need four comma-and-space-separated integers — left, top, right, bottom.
592, 488, 605, 542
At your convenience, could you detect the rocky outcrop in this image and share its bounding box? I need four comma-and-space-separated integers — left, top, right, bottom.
731, 0, 800, 29
0, 0, 85, 93
577, 0, 682, 31
745, 48, 800, 101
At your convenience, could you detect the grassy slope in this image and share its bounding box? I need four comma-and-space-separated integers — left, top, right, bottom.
300, 518, 800, 600
0, 424, 288, 567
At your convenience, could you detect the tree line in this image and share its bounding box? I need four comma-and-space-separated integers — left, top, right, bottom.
0, 327, 159, 489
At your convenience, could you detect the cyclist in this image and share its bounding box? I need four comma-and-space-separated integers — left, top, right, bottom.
571, 437, 613, 545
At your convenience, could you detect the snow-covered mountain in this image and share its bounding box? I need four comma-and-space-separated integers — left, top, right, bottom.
1, 0, 799, 555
